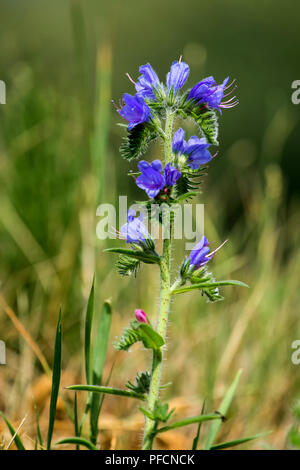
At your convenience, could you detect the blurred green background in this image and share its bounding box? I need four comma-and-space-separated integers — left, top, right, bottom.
0, 0, 300, 449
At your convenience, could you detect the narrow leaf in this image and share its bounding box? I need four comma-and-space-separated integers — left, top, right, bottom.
90, 301, 112, 444
172, 280, 248, 295
156, 413, 222, 434
56, 437, 97, 450
192, 400, 206, 450
210, 432, 271, 450
104, 247, 160, 265
74, 393, 79, 450
0, 411, 26, 450
34, 405, 43, 449
205, 369, 242, 450
47, 310, 62, 450
67, 384, 146, 400
85, 278, 94, 384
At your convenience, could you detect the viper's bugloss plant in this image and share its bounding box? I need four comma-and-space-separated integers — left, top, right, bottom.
113, 58, 246, 450
67, 58, 266, 451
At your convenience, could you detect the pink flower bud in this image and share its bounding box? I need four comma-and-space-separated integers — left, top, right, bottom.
135, 309, 148, 323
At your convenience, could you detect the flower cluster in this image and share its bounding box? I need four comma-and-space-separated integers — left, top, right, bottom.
118, 60, 237, 129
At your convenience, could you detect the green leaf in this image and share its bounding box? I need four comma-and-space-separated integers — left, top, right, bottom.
85, 278, 94, 385
47, 310, 62, 450
139, 407, 155, 420
0, 411, 26, 450
67, 384, 146, 400
90, 300, 112, 444
172, 280, 249, 295
174, 191, 199, 203
34, 405, 44, 449
140, 402, 175, 424
204, 369, 242, 450
210, 432, 271, 450
156, 413, 223, 434
120, 122, 156, 161
114, 321, 164, 353
138, 323, 164, 350
288, 427, 300, 448
56, 437, 97, 450
73, 393, 79, 450
192, 400, 206, 450
174, 168, 206, 200
104, 247, 160, 265
180, 104, 219, 145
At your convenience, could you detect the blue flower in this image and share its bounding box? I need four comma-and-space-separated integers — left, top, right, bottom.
167, 60, 189, 92
136, 160, 181, 198
135, 63, 160, 100
164, 163, 181, 187
187, 236, 213, 268
188, 76, 238, 111
172, 128, 212, 170
119, 93, 152, 130
121, 209, 149, 244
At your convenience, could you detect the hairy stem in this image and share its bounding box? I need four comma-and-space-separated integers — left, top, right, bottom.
142, 110, 174, 450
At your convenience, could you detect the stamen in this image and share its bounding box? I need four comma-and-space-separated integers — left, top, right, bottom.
111, 99, 119, 111
223, 85, 237, 98
126, 73, 136, 85
221, 96, 237, 105
224, 79, 236, 90
205, 239, 228, 258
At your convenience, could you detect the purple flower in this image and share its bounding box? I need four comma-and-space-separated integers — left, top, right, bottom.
136, 160, 165, 198
188, 236, 214, 268
172, 127, 186, 155
135, 309, 148, 323
167, 60, 189, 92
172, 128, 212, 170
135, 63, 160, 100
188, 76, 238, 111
121, 209, 149, 244
136, 160, 181, 198
119, 93, 152, 130
164, 163, 181, 186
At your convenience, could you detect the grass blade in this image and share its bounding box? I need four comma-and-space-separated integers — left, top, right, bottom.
210, 431, 271, 450
90, 300, 112, 444
34, 405, 43, 449
85, 278, 94, 385
67, 384, 146, 400
156, 413, 222, 434
74, 393, 79, 450
0, 411, 26, 450
78, 278, 95, 435
204, 369, 242, 450
46, 310, 62, 450
56, 437, 97, 450
192, 400, 206, 450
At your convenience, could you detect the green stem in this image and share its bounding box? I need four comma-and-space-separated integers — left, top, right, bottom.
142, 110, 174, 450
